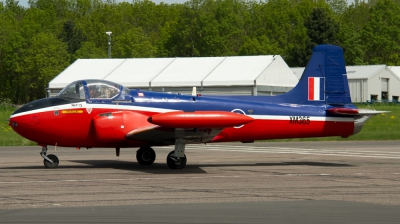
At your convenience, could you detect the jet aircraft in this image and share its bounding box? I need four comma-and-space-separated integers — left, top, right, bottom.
9, 45, 384, 169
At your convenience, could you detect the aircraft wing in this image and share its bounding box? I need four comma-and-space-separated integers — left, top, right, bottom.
125, 111, 254, 144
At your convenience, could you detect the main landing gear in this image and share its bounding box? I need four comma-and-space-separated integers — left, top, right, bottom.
135, 139, 187, 169
40, 146, 59, 169
136, 147, 156, 165
166, 138, 187, 169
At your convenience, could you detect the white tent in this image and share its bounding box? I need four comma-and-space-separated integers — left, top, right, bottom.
48, 55, 298, 97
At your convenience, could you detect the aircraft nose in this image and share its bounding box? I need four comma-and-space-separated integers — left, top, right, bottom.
9, 113, 32, 133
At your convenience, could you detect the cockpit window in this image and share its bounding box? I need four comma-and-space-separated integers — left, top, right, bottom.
86, 80, 121, 99
57, 81, 85, 99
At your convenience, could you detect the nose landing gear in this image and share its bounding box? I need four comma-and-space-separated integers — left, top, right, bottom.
40, 146, 59, 168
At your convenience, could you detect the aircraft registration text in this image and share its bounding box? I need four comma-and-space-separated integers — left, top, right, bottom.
289, 116, 310, 124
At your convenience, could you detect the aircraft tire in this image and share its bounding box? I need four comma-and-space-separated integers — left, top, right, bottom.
166, 151, 186, 169
43, 154, 59, 169
136, 147, 156, 165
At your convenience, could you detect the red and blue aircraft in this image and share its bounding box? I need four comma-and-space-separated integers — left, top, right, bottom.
9, 45, 384, 169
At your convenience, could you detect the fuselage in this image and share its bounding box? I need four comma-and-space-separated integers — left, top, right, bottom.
7, 45, 375, 170
9, 87, 355, 148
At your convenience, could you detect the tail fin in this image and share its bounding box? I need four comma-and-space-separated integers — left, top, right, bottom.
282, 44, 352, 105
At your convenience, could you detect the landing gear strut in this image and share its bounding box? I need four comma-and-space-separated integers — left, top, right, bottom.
136, 147, 156, 165
40, 146, 59, 168
167, 138, 187, 169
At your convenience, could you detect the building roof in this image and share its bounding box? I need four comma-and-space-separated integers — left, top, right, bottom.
345, 65, 386, 79
387, 66, 400, 80
49, 56, 298, 89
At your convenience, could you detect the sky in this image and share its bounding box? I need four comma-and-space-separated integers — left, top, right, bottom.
10, 0, 355, 8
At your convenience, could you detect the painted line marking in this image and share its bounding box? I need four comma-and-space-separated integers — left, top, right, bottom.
187, 145, 400, 154
0, 173, 336, 185
181, 145, 400, 159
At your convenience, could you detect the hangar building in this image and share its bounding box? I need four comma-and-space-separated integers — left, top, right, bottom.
48, 55, 298, 97
291, 65, 400, 103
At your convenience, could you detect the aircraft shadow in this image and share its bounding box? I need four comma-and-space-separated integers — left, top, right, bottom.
0, 160, 352, 174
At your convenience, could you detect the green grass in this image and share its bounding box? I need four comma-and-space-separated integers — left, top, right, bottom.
0, 102, 36, 146
1, 102, 399, 146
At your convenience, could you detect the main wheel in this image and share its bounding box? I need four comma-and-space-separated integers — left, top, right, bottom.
166, 151, 187, 169
43, 154, 59, 169
136, 147, 156, 165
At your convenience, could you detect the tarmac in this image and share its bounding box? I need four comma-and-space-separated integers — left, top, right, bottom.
0, 141, 399, 223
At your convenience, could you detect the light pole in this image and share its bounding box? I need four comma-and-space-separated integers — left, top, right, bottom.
106, 31, 112, 58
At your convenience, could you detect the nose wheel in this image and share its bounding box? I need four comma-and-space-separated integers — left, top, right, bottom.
40, 147, 59, 168
44, 154, 59, 168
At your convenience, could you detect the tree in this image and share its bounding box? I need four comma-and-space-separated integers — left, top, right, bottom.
336, 1, 370, 65
305, 7, 340, 46
73, 41, 107, 61
59, 20, 87, 60
21, 33, 70, 101
289, 6, 340, 66
113, 27, 157, 58
361, 0, 400, 65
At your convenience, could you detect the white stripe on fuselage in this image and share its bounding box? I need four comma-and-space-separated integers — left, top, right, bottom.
10, 102, 177, 118
10, 102, 354, 122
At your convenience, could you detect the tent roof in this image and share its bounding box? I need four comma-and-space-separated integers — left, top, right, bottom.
105, 58, 175, 87
49, 55, 297, 89
151, 57, 225, 87
49, 59, 125, 88
203, 56, 275, 86
290, 67, 305, 80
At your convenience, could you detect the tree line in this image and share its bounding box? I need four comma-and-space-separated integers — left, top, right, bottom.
1, 0, 400, 104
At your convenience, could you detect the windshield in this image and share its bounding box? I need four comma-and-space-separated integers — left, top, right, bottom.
57, 81, 85, 99
86, 80, 121, 99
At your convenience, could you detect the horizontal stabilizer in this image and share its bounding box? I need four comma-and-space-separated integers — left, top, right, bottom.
148, 111, 254, 128
358, 109, 390, 115
327, 108, 359, 115
328, 108, 389, 116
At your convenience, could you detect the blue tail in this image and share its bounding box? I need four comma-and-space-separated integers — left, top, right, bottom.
280, 44, 352, 105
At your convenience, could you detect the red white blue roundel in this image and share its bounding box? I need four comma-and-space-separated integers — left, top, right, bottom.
308, 77, 325, 101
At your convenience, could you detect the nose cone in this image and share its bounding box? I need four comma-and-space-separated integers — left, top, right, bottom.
9, 98, 55, 142
9, 107, 34, 141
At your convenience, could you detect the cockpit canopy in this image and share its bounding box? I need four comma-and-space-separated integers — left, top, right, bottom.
57, 80, 130, 100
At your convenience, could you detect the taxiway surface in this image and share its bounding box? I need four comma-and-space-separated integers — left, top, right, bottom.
0, 141, 400, 223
